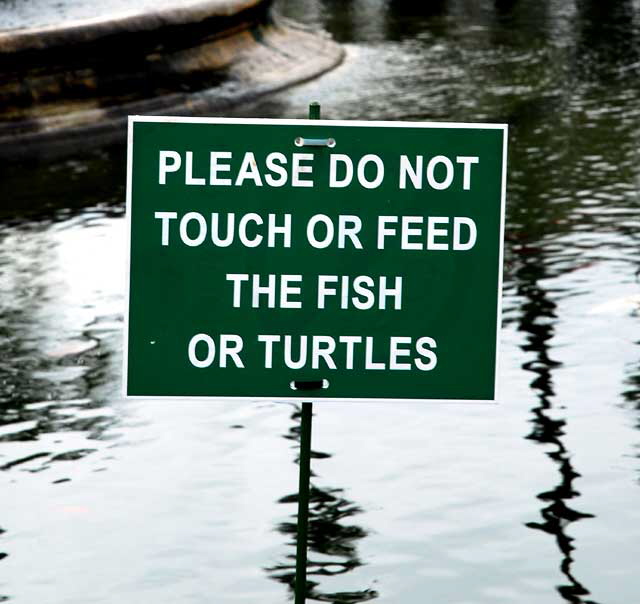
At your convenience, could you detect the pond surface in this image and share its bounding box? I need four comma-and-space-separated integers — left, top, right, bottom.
1, 1, 640, 603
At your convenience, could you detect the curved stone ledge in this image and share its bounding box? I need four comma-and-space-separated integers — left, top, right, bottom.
0, 0, 344, 159
0, 0, 263, 54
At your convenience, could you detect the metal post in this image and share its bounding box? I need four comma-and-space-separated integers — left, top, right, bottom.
294, 101, 321, 604
294, 401, 313, 604
308, 101, 321, 120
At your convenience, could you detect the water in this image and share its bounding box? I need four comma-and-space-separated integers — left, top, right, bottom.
1, 0, 640, 602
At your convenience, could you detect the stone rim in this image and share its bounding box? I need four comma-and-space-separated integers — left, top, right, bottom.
0, 0, 263, 52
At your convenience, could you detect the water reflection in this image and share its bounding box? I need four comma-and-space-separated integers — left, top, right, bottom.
0, 207, 124, 601
0, 326, 119, 474
275, 0, 388, 43
388, 0, 447, 14
384, 0, 448, 40
517, 253, 598, 603
622, 341, 640, 477
0, 204, 124, 477
574, 0, 640, 82
266, 406, 377, 603
493, 0, 517, 16
0, 525, 6, 591
623, 347, 640, 408
490, 0, 555, 46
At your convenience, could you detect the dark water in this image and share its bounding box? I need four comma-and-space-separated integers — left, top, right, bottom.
2, 0, 640, 602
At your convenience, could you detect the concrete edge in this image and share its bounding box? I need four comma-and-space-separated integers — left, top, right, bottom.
0, 0, 263, 53
0, 23, 346, 161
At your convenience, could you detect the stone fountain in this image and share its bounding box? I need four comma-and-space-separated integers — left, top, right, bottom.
0, 0, 343, 158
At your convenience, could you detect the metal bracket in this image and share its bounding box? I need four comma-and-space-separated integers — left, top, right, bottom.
294, 137, 336, 148
290, 379, 330, 391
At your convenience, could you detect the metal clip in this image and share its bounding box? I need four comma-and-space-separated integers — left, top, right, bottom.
290, 379, 330, 391
294, 137, 336, 148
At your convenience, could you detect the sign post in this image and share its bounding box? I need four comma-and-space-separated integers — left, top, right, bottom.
124, 107, 507, 601
295, 398, 313, 604
293, 102, 321, 604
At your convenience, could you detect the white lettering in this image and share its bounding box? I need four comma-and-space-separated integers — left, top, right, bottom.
399, 155, 422, 189
352, 276, 375, 310
426, 155, 454, 190
453, 217, 477, 251
338, 215, 363, 249
415, 337, 438, 371
179, 212, 207, 246
268, 213, 291, 248
401, 216, 423, 250
312, 336, 337, 370
258, 335, 281, 369
307, 215, 334, 248
238, 213, 263, 248
456, 156, 479, 190
280, 275, 302, 309
284, 335, 307, 369
379, 276, 403, 310
226, 273, 249, 308
377, 216, 398, 249
188, 333, 215, 368
155, 211, 177, 246
427, 217, 449, 250
389, 336, 412, 370
292, 153, 314, 187
209, 151, 232, 185
159, 150, 181, 185
220, 334, 244, 368
211, 213, 234, 246
365, 336, 385, 370
357, 154, 384, 189
339, 336, 362, 370
317, 275, 338, 309
235, 152, 263, 187
252, 274, 276, 308
329, 154, 353, 188
265, 152, 288, 187
186, 151, 206, 186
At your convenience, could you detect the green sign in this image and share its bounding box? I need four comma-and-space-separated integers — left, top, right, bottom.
124, 116, 507, 402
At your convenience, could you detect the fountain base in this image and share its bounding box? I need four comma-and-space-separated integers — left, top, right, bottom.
0, 0, 344, 159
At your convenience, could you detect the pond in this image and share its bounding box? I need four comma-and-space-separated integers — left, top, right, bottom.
1, 1, 639, 603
